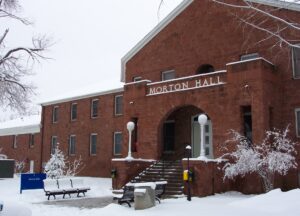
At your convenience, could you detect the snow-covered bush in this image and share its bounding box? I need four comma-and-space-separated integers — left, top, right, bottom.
44, 144, 85, 179
223, 126, 298, 192
65, 156, 85, 177
15, 160, 26, 173
0, 148, 8, 160
44, 144, 66, 179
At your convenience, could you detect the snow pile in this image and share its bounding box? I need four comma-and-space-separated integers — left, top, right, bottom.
229, 189, 300, 215
0, 177, 299, 216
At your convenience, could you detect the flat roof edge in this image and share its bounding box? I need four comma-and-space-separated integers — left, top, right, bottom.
0, 124, 41, 136
40, 87, 124, 106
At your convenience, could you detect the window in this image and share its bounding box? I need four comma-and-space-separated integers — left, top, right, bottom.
90, 133, 97, 155
51, 136, 58, 154
13, 135, 17, 149
242, 106, 252, 143
29, 134, 34, 148
114, 132, 122, 155
71, 103, 77, 121
196, 64, 215, 74
133, 76, 142, 82
296, 109, 300, 137
115, 95, 123, 115
292, 46, 300, 78
91, 99, 99, 118
162, 70, 175, 81
69, 135, 76, 155
52, 106, 59, 123
240, 53, 259, 61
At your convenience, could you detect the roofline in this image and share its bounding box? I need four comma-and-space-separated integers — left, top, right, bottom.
247, 0, 300, 12
120, 0, 300, 82
40, 87, 124, 106
120, 0, 194, 82
0, 124, 41, 136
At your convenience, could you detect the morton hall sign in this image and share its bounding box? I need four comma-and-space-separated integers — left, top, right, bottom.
147, 75, 225, 96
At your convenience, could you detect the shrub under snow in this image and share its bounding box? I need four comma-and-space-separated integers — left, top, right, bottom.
223, 126, 298, 192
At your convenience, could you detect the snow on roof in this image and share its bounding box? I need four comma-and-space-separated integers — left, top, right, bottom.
40, 82, 124, 106
0, 115, 41, 136
120, 0, 300, 82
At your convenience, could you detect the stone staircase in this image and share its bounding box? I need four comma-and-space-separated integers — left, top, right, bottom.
130, 160, 184, 197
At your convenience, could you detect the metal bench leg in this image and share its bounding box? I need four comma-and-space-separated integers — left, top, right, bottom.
155, 197, 161, 204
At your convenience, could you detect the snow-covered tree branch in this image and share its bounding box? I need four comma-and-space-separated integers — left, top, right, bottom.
0, 0, 50, 113
222, 126, 298, 192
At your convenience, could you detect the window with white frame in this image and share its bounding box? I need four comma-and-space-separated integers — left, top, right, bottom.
29, 134, 34, 148
91, 99, 99, 118
51, 136, 58, 154
161, 70, 175, 81
292, 46, 300, 78
296, 109, 300, 137
52, 106, 59, 123
13, 135, 17, 149
114, 132, 122, 155
90, 133, 97, 155
115, 95, 123, 115
69, 135, 76, 155
71, 103, 77, 121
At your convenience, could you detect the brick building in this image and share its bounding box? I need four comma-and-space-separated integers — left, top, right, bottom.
1, 0, 300, 196
0, 115, 42, 173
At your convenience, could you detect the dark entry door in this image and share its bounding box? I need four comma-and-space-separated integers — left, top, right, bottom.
163, 121, 175, 152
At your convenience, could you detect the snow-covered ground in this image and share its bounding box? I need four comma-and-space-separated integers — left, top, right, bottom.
0, 176, 299, 216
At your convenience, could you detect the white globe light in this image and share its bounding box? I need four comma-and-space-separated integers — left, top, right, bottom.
198, 114, 208, 125
186, 145, 192, 150
127, 121, 135, 131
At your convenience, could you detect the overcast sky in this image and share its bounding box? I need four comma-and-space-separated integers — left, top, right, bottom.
0, 0, 183, 121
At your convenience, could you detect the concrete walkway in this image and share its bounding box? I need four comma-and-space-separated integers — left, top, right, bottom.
41, 196, 114, 209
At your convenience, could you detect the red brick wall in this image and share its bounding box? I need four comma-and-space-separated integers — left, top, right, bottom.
41, 92, 124, 177
111, 160, 154, 189
0, 133, 42, 173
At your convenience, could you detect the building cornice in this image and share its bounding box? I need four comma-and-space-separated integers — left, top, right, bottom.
40, 87, 124, 106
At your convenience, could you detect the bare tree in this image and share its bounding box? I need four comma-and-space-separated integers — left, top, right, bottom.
211, 0, 300, 49
159, 0, 300, 49
0, 0, 50, 113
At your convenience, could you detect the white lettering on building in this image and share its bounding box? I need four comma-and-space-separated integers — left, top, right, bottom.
148, 76, 223, 95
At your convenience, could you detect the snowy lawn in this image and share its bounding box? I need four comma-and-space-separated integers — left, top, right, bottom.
0, 176, 299, 216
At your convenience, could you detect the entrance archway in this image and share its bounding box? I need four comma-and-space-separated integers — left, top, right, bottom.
159, 105, 213, 160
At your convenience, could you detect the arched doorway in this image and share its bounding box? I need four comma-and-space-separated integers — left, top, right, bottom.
160, 105, 213, 160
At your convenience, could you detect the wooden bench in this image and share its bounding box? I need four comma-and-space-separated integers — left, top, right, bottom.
43, 179, 64, 200
71, 178, 91, 197
43, 178, 91, 200
154, 181, 167, 203
113, 181, 168, 207
113, 185, 135, 207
